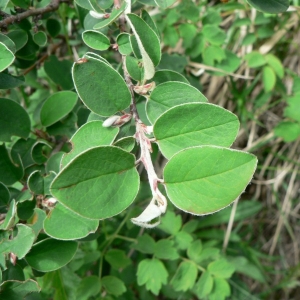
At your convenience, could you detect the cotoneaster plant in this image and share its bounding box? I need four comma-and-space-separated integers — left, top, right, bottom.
46, 2, 258, 231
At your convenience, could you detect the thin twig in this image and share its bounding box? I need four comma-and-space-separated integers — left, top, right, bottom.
0, 0, 61, 29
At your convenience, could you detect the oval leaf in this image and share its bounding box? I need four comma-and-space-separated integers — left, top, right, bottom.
51, 146, 139, 219
247, 0, 289, 13
0, 42, 14, 71
146, 82, 208, 124
164, 146, 257, 215
40, 91, 78, 127
61, 121, 119, 168
82, 30, 110, 50
0, 98, 31, 141
44, 203, 99, 240
25, 238, 78, 272
154, 103, 239, 159
72, 56, 131, 116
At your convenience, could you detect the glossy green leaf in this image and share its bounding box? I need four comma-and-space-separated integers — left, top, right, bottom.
174, 230, 193, 250
0, 33, 16, 53
93, 2, 126, 29
0, 72, 24, 89
154, 103, 239, 159
0, 42, 15, 71
126, 13, 161, 80
82, 30, 110, 50
105, 249, 131, 269
209, 277, 231, 300
153, 69, 189, 85
164, 146, 257, 215
0, 98, 31, 142
0, 224, 35, 259
131, 234, 156, 254
187, 240, 203, 263
0, 145, 23, 185
116, 33, 132, 55
262, 66, 276, 92
101, 275, 126, 297
158, 210, 182, 235
146, 82, 207, 123
44, 55, 74, 90
0, 199, 16, 230
207, 259, 235, 279
193, 271, 213, 298
76, 276, 101, 300
72, 56, 131, 116
33, 31, 47, 47
61, 121, 119, 168
25, 239, 78, 272
137, 258, 168, 295
51, 146, 139, 219
6, 29, 28, 51
0, 279, 40, 299
171, 261, 198, 291
40, 91, 78, 127
154, 239, 179, 260
44, 203, 99, 240
247, 0, 289, 13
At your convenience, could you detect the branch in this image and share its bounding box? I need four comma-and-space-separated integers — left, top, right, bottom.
0, 0, 61, 29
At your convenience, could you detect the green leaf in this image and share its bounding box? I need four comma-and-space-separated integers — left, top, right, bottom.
101, 276, 126, 297
72, 56, 131, 116
113, 137, 135, 152
6, 29, 28, 51
76, 276, 101, 300
40, 91, 78, 127
116, 33, 132, 55
141, 9, 160, 38
92, 2, 126, 29
154, 0, 177, 8
31, 140, 52, 164
43, 203, 99, 240
193, 271, 214, 298
0, 279, 40, 299
171, 261, 198, 292
266, 54, 284, 78
262, 66, 276, 92
187, 240, 203, 263
274, 121, 300, 142
126, 55, 143, 81
146, 82, 207, 124
208, 277, 230, 300
126, 13, 161, 80
284, 95, 300, 122
105, 249, 131, 269
154, 103, 239, 159
44, 55, 74, 90
33, 31, 47, 47
197, 247, 220, 263
82, 30, 110, 50
28, 171, 55, 195
25, 239, 78, 272
202, 25, 226, 46
46, 152, 65, 174
245, 51, 266, 68
0, 33, 16, 53
61, 121, 119, 168
0, 199, 16, 230
0, 72, 24, 89
46, 19, 61, 37
0, 224, 35, 259
158, 210, 182, 235
153, 69, 189, 85
131, 234, 156, 254
0, 144, 23, 185
0, 98, 31, 141
0, 42, 14, 71
174, 231, 193, 250
137, 258, 168, 295
0, 182, 10, 210
51, 146, 139, 219
247, 0, 289, 13
154, 239, 179, 260
28, 208, 47, 237
164, 146, 257, 215
207, 259, 235, 279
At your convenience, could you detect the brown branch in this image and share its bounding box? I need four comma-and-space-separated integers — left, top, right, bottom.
0, 0, 61, 29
